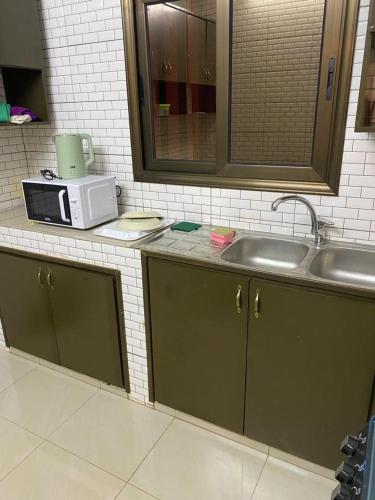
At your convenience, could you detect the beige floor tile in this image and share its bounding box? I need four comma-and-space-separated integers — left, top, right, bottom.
131, 419, 267, 500
0, 442, 124, 500
117, 484, 159, 500
0, 350, 36, 393
251, 457, 337, 500
175, 409, 269, 454
0, 367, 97, 437
0, 416, 42, 480
269, 446, 334, 479
50, 390, 173, 480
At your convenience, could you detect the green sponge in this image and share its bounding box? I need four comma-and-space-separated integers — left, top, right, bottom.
171, 222, 202, 232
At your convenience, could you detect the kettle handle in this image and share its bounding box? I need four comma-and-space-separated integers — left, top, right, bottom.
80, 134, 95, 169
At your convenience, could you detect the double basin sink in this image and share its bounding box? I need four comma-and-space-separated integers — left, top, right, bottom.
221, 234, 375, 289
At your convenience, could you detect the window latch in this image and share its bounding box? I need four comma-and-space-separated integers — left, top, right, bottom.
138, 75, 145, 106
325, 57, 336, 101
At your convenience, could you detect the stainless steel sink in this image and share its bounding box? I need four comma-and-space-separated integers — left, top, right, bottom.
221, 235, 310, 271
309, 247, 375, 287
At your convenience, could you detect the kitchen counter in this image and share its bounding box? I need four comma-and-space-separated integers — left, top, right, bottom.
3, 206, 375, 300
138, 224, 375, 301
0, 206, 139, 249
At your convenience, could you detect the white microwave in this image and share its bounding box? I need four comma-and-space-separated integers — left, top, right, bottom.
22, 175, 118, 229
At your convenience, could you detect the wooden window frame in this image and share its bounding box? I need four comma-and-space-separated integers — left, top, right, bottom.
122, 0, 359, 195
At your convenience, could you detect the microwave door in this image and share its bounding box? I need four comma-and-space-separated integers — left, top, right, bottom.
23, 183, 72, 226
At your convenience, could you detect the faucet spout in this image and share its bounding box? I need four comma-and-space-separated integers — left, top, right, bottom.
271, 195, 331, 247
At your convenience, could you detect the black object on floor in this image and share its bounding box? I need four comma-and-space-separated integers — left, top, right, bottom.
332, 416, 375, 499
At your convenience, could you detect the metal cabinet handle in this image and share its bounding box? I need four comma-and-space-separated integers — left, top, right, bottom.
254, 289, 260, 319
236, 285, 242, 314
162, 62, 173, 75
325, 57, 336, 101
47, 270, 54, 290
37, 268, 44, 287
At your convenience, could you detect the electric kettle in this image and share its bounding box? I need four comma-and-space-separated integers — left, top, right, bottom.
54, 133, 95, 179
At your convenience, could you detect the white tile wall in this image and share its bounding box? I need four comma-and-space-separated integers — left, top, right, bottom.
17, 0, 375, 243
1, 0, 375, 403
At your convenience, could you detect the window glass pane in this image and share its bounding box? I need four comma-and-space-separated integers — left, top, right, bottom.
230, 0, 325, 166
146, 1, 216, 162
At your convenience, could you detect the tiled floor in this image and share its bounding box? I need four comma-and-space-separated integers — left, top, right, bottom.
0, 349, 337, 499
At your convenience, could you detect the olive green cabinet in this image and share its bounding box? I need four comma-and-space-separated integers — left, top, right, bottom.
0, 251, 126, 388
148, 258, 249, 434
0, 0, 43, 69
0, 253, 59, 363
146, 257, 375, 468
245, 280, 375, 468
46, 262, 124, 387
0, 0, 48, 122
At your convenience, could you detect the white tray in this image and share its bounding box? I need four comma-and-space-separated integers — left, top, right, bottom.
93, 218, 174, 242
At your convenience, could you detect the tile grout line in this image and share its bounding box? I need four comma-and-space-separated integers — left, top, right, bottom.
249, 454, 268, 500
11, 384, 132, 486
44, 387, 100, 441
43, 441, 127, 484
0, 364, 38, 397
1, 352, 334, 486
45, 390, 173, 488
0, 431, 46, 485
124, 416, 176, 496
0, 413, 47, 441
114, 482, 160, 500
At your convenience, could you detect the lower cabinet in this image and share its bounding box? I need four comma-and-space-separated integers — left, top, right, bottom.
148, 257, 249, 434
0, 250, 127, 389
0, 252, 59, 363
245, 280, 375, 469
146, 257, 375, 469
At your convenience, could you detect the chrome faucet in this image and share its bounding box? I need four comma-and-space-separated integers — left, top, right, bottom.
271, 195, 333, 247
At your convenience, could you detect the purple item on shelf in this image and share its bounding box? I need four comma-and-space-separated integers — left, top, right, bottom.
10, 106, 40, 121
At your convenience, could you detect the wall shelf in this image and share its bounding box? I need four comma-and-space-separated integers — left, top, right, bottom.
1, 67, 48, 123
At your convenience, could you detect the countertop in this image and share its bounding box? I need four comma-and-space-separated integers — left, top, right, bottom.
0, 206, 139, 249
3, 206, 375, 300
138, 224, 375, 301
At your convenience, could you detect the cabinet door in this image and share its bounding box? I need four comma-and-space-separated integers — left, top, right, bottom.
245, 280, 375, 468
148, 258, 249, 433
148, 3, 187, 82
205, 21, 216, 86
0, 253, 59, 363
187, 15, 207, 85
47, 263, 124, 387
0, 0, 43, 68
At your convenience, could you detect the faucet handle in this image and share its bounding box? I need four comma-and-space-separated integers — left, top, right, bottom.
317, 219, 334, 229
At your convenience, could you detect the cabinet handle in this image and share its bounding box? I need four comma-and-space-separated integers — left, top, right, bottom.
254, 289, 260, 319
47, 270, 54, 291
162, 62, 173, 75
325, 57, 336, 101
236, 285, 242, 314
37, 268, 44, 287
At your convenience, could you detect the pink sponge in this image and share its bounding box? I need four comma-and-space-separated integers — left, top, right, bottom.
211, 227, 236, 246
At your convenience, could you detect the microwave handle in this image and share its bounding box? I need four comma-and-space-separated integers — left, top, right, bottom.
58, 190, 70, 223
